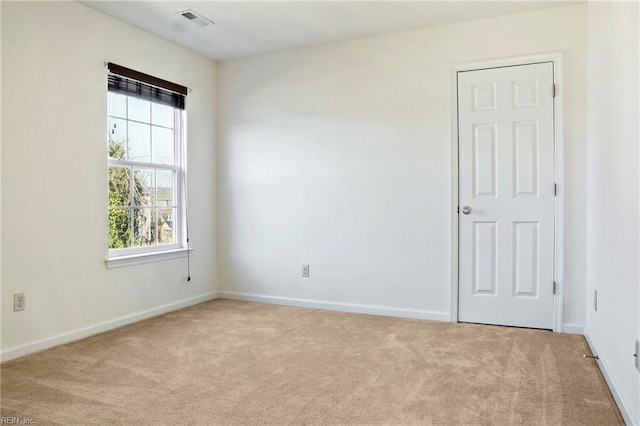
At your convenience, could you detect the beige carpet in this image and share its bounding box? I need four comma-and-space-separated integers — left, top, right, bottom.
1, 299, 622, 425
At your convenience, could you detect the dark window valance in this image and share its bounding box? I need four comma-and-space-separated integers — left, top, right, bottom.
107, 63, 187, 110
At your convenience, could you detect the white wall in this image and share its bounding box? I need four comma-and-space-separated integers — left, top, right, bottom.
585, 1, 639, 423
0, 3, 3, 354
217, 5, 588, 325
1, 2, 217, 358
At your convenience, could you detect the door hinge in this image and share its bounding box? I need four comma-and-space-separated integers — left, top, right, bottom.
554, 183, 557, 196
552, 84, 557, 98
553, 281, 557, 295
457, 206, 459, 214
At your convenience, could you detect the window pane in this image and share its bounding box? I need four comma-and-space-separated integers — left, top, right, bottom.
157, 208, 176, 245
133, 168, 154, 207
109, 166, 131, 206
152, 103, 174, 128
108, 118, 127, 160
128, 122, 151, 162
108, 92, 127, 118
133, 208, 155, 247
152, 127, 174, 165
128, 97, 150, 122
109, 208, 131, 249
107, 81, 183, 253
156, 170, 174, 206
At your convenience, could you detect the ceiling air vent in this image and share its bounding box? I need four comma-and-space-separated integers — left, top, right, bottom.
177, 9, 214, 27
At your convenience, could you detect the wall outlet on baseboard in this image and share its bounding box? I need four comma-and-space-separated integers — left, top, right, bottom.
593, 290, 598, 311
14, 293, 25, 312
301, 264, 309, 278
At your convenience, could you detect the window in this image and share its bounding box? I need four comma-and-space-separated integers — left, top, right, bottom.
106, 64, 188, 261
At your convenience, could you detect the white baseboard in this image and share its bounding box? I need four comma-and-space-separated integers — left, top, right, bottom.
584, 326, 637, 426
1, 292, 219, 363
561, 323, 585, 335
217, 291, 451, 322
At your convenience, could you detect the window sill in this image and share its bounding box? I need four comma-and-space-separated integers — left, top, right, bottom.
106, 247, 193, 269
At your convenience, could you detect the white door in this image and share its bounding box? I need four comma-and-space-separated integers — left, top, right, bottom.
458, 62, 555, 329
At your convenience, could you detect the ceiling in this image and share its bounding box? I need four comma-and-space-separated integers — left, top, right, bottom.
82, 1, 576, 61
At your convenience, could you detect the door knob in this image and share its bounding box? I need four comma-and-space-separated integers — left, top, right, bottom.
462, 206, 472, 215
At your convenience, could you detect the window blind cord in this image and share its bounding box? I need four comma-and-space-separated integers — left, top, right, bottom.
186, 223, 191, 282
183, 147, 191, 283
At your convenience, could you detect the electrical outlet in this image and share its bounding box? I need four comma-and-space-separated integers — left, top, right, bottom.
593, 290, 598, 311
302, 264, 310, 278
635, 340, 640, 372
14, 293, 25, 312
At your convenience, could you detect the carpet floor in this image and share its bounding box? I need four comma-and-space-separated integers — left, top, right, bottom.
1, 299, 623, 425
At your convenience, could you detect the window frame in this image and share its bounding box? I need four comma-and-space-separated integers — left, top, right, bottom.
106, 89, 188, 263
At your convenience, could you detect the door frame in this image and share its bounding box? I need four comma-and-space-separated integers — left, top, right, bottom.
450, 52, 565, 332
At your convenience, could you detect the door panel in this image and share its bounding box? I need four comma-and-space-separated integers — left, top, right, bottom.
473, 222, 497, 295
458, 62, 555, 329
513, 221, 538, 297
513, 121, 539, 197
473, 124, 497, 198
